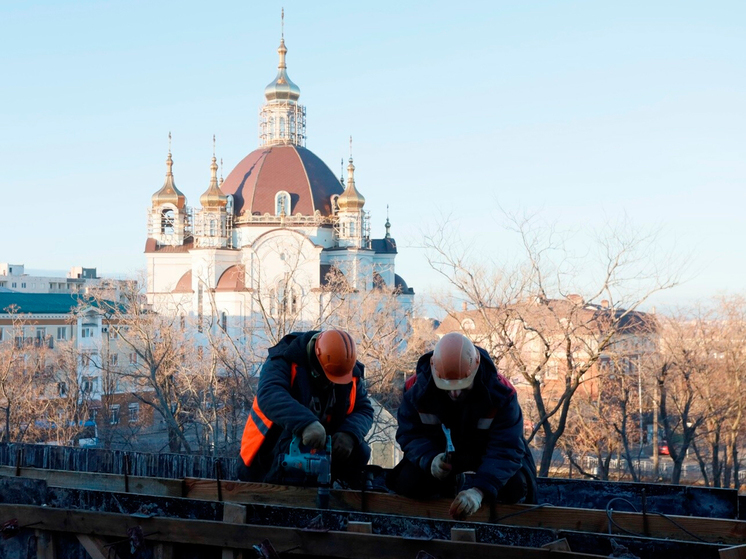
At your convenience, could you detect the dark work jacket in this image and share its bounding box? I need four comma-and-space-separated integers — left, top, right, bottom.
239, 331, 374, 481
396, 347, 536, 500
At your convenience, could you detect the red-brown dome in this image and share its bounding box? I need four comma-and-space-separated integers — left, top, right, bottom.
220, 145, 343, 218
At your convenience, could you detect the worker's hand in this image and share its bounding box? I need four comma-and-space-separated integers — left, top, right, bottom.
332, 432, 355, 461
301, 421, 327, 449
449, 488, 483, 520
430, 453, 452, 481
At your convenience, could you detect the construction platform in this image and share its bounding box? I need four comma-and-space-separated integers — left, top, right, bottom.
1, 444, 745, 558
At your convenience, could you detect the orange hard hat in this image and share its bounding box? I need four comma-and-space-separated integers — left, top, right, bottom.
314, 329, 357, 384
431, 332, 480, 390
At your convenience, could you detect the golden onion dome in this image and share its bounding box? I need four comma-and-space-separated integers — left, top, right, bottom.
200, 156, 228, 208
264, 38, 301, 102
337, 157, 366, 212
152, 152, 186, 209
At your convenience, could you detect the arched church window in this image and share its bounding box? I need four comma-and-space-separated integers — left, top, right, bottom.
268, 117, 275, 140
275, 191, 290, 216
209, 219, 217, 236
161, 209, 175, 234
349, 220, 356, 236
280, 117, 286, 137
331, 195, 339, 214
269, 282, 300, 317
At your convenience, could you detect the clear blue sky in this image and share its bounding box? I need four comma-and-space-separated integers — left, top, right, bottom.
1, 1, 744, 308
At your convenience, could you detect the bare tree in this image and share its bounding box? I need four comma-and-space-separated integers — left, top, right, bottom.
0, 308, 53, 443
425, 212, 680, 476
91, 285, 196, 453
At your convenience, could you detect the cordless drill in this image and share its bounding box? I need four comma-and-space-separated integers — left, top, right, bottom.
281, 435, 332, 509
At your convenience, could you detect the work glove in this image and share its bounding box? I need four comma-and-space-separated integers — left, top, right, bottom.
332, 432, 355, 461
301, 421, 327, 449
430, 452, 452, 481
449, 487, 483, 520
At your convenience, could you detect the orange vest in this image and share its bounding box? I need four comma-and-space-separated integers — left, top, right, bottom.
240, 363, 358, 467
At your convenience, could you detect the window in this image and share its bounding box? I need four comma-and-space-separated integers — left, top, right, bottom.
81, 352, 98, 368
58, 382, 68, 397
0, 328, 3, 341
21, 282, 26, 289
161, 208, 175, 234
275, 191, 290, 216
270, 282, 300, 317
331, 195, 340, 214
461, 319, 476, 331
109, 327, 118, 339
220, 311, 227, 331
36, 327, 46, 340
56, 327, 67, 340
89, 409, 98, 422
81, 376, 98, 394
110, 405, 120, 425
129, 353, 137, 365
128, 403, 140, 423
280, 116, 286, 137
11, 282, 16, 288
81, 327, 95, 338
349, 220, 356, 236
109, 354, 118, 366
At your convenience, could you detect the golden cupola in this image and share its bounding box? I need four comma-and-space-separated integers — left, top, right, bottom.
337, 156, 366, 212
264, 37, 301, 103
151, 150, 186, 209
200, 154, 228, 208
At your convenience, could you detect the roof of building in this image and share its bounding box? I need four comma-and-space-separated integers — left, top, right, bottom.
394, 274, 414, 294
370, 237, 397, 254
0, 293, 88, 314
220, 145, 343, 219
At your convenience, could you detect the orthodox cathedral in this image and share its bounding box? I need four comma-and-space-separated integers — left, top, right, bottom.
145, 32, 414, 336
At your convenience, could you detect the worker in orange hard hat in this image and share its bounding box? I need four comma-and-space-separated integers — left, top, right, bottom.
389, 332, 537, 519
238, 330, 373, 485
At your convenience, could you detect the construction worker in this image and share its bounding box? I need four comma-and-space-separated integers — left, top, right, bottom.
238, 330, 374, 485
390, 332, 537, 519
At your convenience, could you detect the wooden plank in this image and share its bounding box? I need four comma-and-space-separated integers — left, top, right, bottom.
720, 545, 746, 559
222, 503, 247, 559
5, 466, 746, 545
186, 479, 746, 545
542, 538, 572, 551
451, 528, 476, 542
0, 465, 181, 497
2, 503, 608, 559
154, 543, 174, 559
77, 534, 119, 559
348, 521, 373, 534
35, 529, 56, 559
222, 502, 247, 524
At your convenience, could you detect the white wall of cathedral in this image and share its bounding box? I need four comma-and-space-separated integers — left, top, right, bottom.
372, 253, 396, 287
323, 249, 375, 291
146, 253, 192, 301
233, 224, 334, 250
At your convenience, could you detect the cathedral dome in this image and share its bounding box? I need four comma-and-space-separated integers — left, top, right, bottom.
337, 157, 365, 212
264, 39, 301, 102
220, 145, 343, 218
152, 152, 186, 209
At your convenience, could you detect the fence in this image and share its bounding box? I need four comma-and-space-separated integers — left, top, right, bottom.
0, 443, 239, 480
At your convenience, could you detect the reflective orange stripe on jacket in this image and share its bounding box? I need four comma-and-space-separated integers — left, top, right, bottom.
347, 377, 357, 414
240, 363, 357, 467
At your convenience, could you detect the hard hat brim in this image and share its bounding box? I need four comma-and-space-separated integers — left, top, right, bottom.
432, 368, 478, 391
323, 368, 354, 385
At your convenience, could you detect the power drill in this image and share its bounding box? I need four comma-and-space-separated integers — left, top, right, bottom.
281, 435, 332, 509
